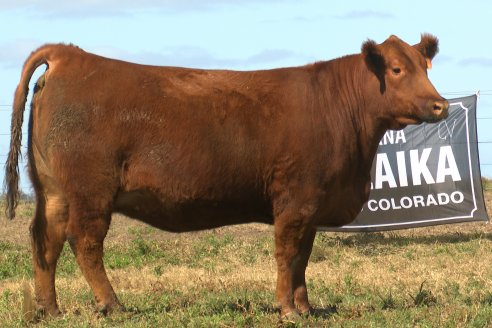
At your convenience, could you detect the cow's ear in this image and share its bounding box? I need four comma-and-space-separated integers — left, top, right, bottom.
362, 40, 385, 74
362, 39, 386, 93
414, 33, 439, 69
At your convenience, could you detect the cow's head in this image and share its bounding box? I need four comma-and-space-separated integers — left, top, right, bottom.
362, 34, 449, 129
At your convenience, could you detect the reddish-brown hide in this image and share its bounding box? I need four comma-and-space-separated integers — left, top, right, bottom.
5, 34, 448, 319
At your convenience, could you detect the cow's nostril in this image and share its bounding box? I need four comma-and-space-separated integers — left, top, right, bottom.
433, 100, 449, 113
433, 102, 443, 112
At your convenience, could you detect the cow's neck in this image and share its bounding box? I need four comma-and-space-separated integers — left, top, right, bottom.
315, 55, 389, 173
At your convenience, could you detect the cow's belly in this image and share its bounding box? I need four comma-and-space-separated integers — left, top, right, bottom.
114, 189, 273, 232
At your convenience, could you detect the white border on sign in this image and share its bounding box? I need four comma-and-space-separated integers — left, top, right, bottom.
320, 101, 478, 230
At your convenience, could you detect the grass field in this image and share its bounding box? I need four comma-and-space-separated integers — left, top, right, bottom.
1, 193, 492, 327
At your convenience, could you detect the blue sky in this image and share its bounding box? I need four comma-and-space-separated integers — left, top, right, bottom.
1, 0, 492, 191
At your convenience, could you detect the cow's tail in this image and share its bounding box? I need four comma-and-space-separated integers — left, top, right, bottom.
4, 45, 52, 220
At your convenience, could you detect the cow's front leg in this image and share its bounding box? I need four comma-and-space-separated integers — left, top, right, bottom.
273, 204, 317, 320
293, 227, 316, 314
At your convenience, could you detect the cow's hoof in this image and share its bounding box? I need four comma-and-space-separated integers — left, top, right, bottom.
299, 306, 312, 316
280, 310, 302, 323
45, 307, 62, 317
22, 284, 61, 321
97, 302, 125, 316
25, 306, 61, 323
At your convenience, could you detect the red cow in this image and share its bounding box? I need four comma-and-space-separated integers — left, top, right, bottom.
5, 34, 448, 320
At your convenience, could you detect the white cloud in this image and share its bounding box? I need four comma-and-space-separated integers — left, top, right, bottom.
0, 41, 313, 72
433, 55, 454, 65
0, 39, 42, 69
335, 10, 394, 20
91, 45, 313, 69
243, 49, 307, 66
261, 14, 324, 24
0, 0, 293, 18
458, 57, 492, 67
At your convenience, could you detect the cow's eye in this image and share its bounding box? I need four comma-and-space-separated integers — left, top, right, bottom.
392, 67, 402, 75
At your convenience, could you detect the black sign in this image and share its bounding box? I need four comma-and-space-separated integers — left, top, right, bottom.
322, 95, 489, 232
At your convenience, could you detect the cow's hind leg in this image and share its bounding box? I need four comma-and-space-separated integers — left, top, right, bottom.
30, 194, 68, 317
66, 202, 122, 314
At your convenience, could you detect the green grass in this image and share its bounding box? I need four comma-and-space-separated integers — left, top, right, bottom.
2, 199, 492, 326
0, 242, 32, 280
